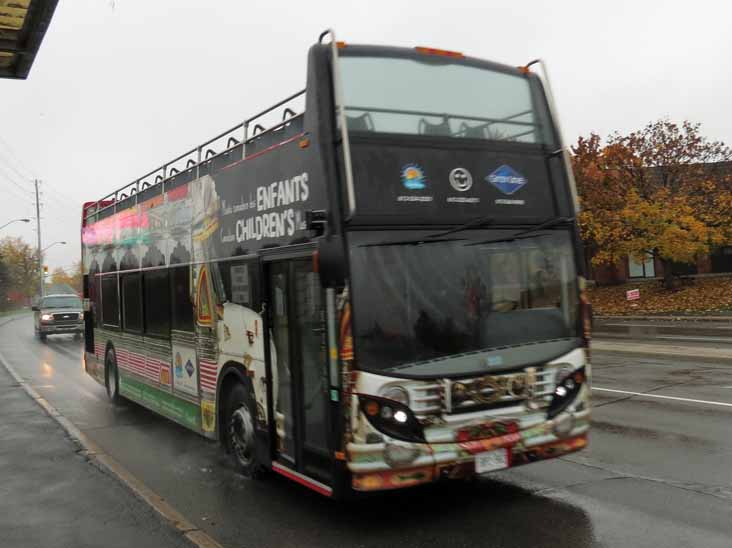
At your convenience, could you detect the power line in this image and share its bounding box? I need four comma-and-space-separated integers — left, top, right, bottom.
0, 165, 33, 195
0, 180, 34, 208
42, 182, 84, 209
0, 153, 31, 183
0, 135, 36, 179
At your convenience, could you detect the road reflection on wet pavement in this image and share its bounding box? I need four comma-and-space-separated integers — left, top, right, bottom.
2, 314, 731, 548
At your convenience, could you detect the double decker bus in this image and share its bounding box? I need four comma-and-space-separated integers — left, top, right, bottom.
81, 31, 591, 498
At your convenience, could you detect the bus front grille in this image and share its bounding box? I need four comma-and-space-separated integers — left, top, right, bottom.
408, 367, 557, 418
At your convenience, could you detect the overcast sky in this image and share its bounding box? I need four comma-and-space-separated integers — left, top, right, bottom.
1, 0, 730, 270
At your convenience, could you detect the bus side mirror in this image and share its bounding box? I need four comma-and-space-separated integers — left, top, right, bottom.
316, 235, 346, 288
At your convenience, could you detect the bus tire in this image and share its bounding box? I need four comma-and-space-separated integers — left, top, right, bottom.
224, 381, 265, 479
105, 348, 121, 405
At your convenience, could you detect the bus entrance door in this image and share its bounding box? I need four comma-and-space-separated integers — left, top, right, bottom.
268, 258, 333, 488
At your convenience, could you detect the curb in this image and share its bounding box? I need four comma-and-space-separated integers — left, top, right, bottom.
0, 344, 224, 548
591, 340, 732, 364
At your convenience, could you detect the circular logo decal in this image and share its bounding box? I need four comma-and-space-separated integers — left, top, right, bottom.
449, 167, 473, 192
401, 164, 427, 190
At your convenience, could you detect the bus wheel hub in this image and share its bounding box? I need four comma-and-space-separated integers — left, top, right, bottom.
230, 406, 254, 464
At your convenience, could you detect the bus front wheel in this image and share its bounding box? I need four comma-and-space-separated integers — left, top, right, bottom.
224, 382, 265, 479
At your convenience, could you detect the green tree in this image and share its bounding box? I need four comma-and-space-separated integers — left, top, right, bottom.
0, 237, 41, 302
0, 257, 9, 311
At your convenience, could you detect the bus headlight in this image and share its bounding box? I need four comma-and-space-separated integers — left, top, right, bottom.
547, 366, 585, 419
360, 395, 425, 443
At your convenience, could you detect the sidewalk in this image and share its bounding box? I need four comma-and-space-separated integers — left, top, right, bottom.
0, 359, 194, 548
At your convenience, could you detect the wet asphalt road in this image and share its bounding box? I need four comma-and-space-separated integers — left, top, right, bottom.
1, 313, 731, 548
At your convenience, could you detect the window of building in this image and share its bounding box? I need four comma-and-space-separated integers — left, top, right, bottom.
121, 273, 142, 332
144, 269, 171, 338
101, 274, 119, 327
629, 253, 655, 278
171, 266, 194, 332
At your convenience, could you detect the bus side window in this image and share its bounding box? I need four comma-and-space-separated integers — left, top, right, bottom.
101, 274, 119, 327
144, 269, 171, 338
121, 273, 143, 333
171, 266, 194, 332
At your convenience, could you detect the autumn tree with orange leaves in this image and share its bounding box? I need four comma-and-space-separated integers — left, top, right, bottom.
573, 120, 732, 289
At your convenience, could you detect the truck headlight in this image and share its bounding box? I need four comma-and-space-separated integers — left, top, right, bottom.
41, 313, 53, 322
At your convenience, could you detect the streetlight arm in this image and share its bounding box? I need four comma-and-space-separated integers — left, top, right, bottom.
0, 218, 31, 231
41, 241, 67, 253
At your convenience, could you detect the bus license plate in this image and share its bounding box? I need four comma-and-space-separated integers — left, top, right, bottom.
475, 448, 509, 474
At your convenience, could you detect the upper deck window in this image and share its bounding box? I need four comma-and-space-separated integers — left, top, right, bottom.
339, 52, 554, 145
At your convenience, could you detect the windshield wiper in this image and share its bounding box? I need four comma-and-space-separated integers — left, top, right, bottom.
467, 216, 574, 246
360, 237, 466, 248
367, 216, 494, 246
426, 215, 495, 239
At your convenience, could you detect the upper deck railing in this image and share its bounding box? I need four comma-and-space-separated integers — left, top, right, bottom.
84, 88, 306, 224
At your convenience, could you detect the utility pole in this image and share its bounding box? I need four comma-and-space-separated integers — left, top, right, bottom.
34, 179, 43, 299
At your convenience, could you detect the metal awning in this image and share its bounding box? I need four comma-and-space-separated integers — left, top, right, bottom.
0, 0, 58, 80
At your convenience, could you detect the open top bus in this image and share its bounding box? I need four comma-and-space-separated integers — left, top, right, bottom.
81, 30, 591, 498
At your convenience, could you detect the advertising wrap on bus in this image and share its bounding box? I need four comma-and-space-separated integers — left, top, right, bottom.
81, 37, 590, 499
82, 142, 326, 265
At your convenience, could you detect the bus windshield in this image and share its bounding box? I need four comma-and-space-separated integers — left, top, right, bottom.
339, 51, 554, 144
349, 230, 580, 377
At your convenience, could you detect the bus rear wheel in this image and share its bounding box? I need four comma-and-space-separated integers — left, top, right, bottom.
224, 382, 265, 479
105, 348, 121, 405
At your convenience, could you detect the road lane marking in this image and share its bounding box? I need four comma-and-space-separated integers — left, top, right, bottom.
0, 349, 224, 548
593, 387, 732, 408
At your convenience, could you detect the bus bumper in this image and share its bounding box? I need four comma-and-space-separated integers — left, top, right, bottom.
347, 410, 590, 492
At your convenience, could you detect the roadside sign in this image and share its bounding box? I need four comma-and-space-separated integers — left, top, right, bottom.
626, 289, 640, 301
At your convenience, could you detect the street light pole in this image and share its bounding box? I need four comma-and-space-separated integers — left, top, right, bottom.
39, 241, 67, 295
0, 218, 31, 231
35, 179, 43, 299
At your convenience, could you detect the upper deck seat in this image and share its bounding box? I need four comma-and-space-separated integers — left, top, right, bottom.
245, 115, 304, 157
346, 113, 375, 132
419, 118, 451, 136
460, 122, 488, 139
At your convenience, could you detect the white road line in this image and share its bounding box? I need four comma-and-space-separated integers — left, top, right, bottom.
655, 335, 732, 343
593, 387, 732, 408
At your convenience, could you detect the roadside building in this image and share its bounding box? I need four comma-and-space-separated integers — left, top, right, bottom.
586, 160, 732, 285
